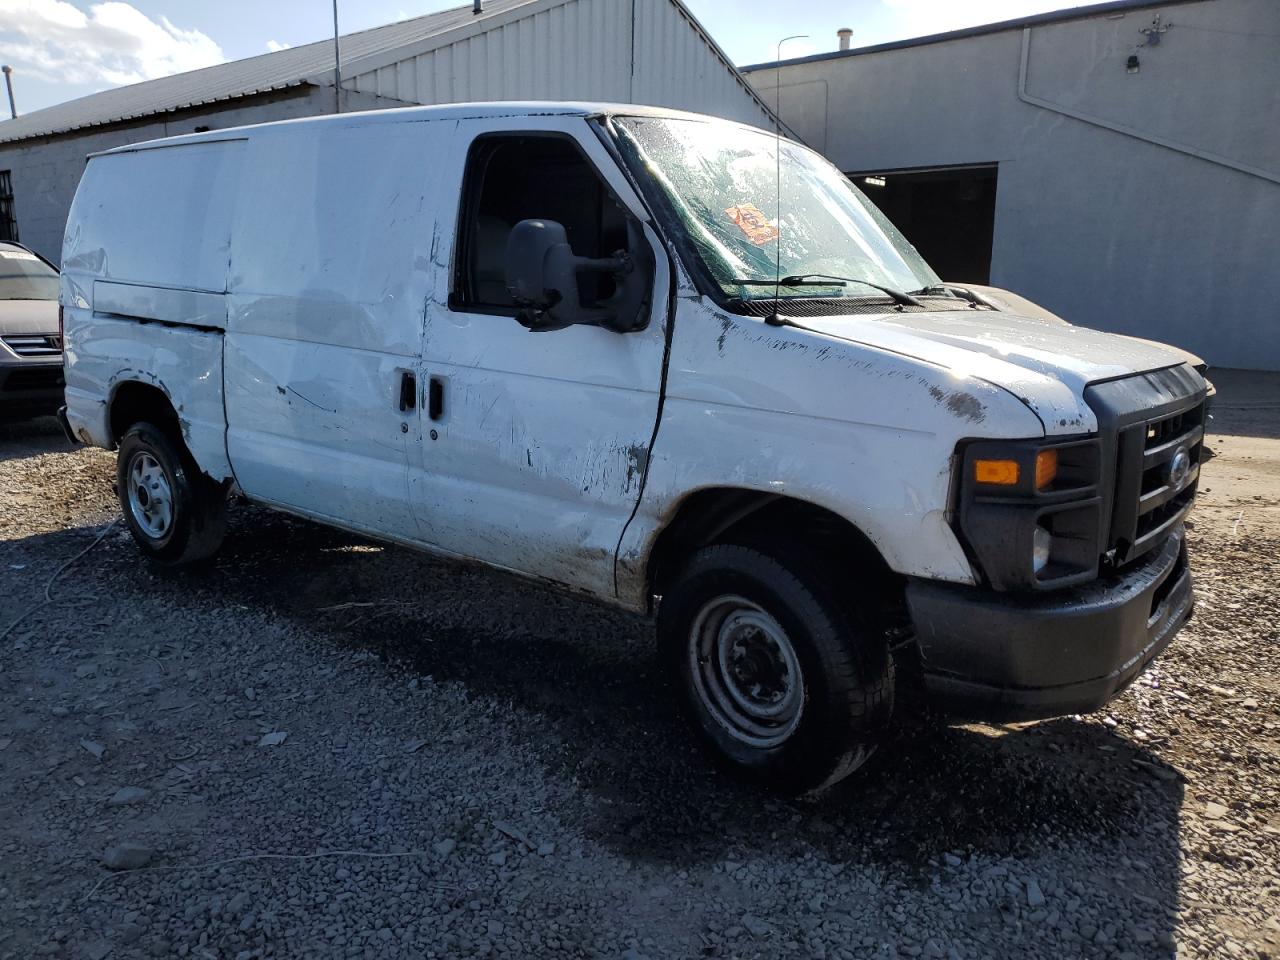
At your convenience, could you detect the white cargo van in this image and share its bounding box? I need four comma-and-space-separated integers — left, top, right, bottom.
60, 103, 1208, 792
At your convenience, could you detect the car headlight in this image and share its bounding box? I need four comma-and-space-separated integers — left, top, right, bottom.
955, 437, 1103, 591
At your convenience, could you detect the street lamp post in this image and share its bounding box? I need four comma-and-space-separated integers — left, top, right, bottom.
331, 0, 342, 114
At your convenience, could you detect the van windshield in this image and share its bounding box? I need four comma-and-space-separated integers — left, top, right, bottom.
0, 249, 59, 300
612, 116, 939, 304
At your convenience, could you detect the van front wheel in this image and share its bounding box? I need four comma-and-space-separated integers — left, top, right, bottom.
116, 422, 226, 565
659, 544, 893, 794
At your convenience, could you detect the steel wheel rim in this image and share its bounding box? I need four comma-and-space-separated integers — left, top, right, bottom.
127, 451, 174, 541
689, 594, 804, 748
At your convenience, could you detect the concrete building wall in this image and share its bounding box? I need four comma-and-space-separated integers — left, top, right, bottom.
746, 0, 1280, 371
0, 86, 400, 265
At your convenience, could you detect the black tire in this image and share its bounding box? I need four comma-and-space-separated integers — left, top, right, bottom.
116, 421, 226, 565
659, 543, 894, 794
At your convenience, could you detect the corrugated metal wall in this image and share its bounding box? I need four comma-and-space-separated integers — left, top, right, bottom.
629, 0, 765, 126
345, 0, 773, 129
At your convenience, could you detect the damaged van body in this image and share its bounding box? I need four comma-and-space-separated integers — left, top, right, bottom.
60, 103, 1208, 792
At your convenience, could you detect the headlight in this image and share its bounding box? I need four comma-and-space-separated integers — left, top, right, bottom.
955, 437, 1103, 591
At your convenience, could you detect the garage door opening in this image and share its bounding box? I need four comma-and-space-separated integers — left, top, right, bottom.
853, 165, 997, 285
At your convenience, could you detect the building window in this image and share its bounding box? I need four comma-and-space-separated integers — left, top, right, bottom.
0, 170, 17, 243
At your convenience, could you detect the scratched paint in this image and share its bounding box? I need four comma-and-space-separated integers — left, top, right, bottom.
611, 287, 1202, 608
60, 103, 1204, 616
61, 314, 234, 481
928, 385, 986, 423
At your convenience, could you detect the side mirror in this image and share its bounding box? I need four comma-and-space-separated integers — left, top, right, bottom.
504, 219, 650, 333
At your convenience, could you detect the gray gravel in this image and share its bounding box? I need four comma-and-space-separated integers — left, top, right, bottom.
1, 395, 1278, 960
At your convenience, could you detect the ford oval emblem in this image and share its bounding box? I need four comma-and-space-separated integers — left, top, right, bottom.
1167, 446, 1192, 488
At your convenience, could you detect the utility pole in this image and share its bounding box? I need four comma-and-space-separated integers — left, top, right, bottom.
2, 66, 16, 120
331, 0, 341, 114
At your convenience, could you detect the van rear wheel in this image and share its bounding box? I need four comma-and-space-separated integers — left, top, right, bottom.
659, 543, 894, 794
116, 422, 226, 565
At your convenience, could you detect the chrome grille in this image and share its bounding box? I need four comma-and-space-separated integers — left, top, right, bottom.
1085, 365, 1208, 571
2, 334, 62, 357
1132, 402, 1204, 551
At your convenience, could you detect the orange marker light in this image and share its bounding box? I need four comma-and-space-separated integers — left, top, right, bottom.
1035, 449, 1059, 490
975, 459, 1019, 485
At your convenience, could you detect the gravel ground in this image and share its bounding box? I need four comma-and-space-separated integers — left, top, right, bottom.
1, 371, 1277, 960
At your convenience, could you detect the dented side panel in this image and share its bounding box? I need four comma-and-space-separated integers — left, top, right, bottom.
61, 138, 243, 480
410, 116, 670, 600
221, 122, 440, 538
614, 296, 1051, 607
62, 140, 244, 294
59, 105, 1204, 618
61, 314, 233, 480
92, 282, 226, 329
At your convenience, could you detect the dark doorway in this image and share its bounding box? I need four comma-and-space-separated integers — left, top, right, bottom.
853, 165, 997, 284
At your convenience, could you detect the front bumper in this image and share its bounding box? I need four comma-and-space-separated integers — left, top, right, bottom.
0, 357, 65, 419
906, 530, 1191, 720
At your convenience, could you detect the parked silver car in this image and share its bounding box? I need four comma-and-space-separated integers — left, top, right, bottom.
0, 241, 63, 420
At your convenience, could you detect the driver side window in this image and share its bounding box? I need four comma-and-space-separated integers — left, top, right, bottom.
451, 134, 631, 314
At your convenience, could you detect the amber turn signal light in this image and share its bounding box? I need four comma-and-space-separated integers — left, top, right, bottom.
1035, 449, 1059, 490
974, 459, 1019, 485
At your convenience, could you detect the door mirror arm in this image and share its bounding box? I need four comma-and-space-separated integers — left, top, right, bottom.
504, 219, 650, 333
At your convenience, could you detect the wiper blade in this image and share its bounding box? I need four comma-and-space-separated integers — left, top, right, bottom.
913, 283, 989, 308
732, 274, 923, 307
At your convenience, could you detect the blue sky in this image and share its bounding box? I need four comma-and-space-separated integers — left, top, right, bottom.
0, 0, 1093, 115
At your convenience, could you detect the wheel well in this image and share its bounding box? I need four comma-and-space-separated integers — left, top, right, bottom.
109, 381, 179, 445
647, 488, 902, 609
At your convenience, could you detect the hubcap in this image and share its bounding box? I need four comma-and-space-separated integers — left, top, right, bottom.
127, 451, 174, 540
689, 595, 804, 748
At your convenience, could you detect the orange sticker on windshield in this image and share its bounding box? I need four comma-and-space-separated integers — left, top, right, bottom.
724, 203, 780, 246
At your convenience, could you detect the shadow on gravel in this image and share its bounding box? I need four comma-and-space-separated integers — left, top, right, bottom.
14, 505, 1184, 949
0, 415, 71, 462
218, 506, 1181, 860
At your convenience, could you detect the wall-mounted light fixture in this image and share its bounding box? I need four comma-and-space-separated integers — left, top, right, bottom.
1140, 12, 1170, 45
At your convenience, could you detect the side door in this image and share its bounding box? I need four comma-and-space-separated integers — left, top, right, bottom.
224, 121, 440, 538
411, 116, 671, 599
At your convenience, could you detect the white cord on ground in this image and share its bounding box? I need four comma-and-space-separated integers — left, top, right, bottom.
0, 518, 119, 643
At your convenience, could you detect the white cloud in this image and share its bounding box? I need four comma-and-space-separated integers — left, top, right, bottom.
265, 39, 290, 53
881, 0, 1093, 36
0, 0, 224, 87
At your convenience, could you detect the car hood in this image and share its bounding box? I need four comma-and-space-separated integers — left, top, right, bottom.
791, 308, 1204, 434
0, 299, 59, 336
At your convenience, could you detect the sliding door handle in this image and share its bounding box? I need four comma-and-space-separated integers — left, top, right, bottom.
398, 371, 416, 412
428, 376, 445, 422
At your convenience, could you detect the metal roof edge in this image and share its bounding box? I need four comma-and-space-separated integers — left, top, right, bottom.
0, 82, 312, 146
327, 0, 549, 81
0, 1, 529, 146
739, 0, 1206, 72
663, 0, 791, 133
332, 0, 788, 135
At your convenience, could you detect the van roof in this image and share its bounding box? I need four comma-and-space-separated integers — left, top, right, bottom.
92, 101, 766, 157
